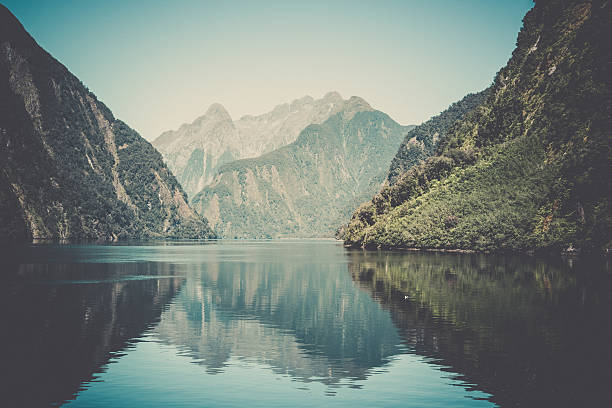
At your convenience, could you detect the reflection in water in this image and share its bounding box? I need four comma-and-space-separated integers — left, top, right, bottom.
0, 261, 183, 407
347, 250, 612, 407
2, 242, 610, 407
154, 243, 403, 387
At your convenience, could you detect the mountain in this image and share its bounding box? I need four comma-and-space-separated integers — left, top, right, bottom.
341, 0, 612, 253
190, 97, 412, 238
0, 5, 214, 242
386, 89, 489, 185
153, 91, 370, 198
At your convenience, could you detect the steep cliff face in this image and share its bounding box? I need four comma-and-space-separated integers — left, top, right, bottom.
191, 99, 412, 238
153, 92, 373, 198
0, 5, 214, 241
386, 90, 489, 185
342, 0, 611, 252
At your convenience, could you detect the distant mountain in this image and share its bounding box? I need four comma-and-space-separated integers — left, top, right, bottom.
190, 97, 413, 238
0, 5, 214, 241
153, 91, 371, 198
341, 0, 611, 253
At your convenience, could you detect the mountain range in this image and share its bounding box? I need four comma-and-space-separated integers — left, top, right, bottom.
153, 92, 363, 199
190, 98, 412, 238
2, 0, 609, 252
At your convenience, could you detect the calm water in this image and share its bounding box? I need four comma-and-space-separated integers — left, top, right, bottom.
1, 241, 611, 407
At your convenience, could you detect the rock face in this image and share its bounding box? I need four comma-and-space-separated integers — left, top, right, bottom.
153, 91, 373, 198
0, 5, 214, 242
190, 98, 412, 238
341, 0, 611, 252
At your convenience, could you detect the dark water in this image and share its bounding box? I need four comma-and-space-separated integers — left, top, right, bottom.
1, 241, 610, 407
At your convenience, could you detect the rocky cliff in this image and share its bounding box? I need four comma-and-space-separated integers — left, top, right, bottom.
0, 5, 214, 241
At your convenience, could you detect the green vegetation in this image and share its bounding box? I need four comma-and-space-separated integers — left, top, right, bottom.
191, 110, 411, 238
387, 90, 489, 184
341, 0, 612, 253
0, 6, 214, 242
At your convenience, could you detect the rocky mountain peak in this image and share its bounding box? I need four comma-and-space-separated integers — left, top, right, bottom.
204, 103, 232, 122
323, 91, 343, 102
339, 96, 374, 121
154, 91, 380, 199
346, 96, 372, 110
290, 95, 314, 110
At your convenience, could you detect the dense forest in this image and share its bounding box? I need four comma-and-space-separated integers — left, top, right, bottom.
340, 0, 611, 253
0, 5, 214, 242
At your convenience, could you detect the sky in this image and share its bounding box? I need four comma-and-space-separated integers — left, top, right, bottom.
3, 0, 533, 141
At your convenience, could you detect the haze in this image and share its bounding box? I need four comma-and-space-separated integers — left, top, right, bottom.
4, 0, 533, 140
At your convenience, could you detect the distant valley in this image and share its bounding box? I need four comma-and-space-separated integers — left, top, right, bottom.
156, 94, 413, 238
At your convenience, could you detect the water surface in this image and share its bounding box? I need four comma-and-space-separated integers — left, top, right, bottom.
1, 241, 610, 407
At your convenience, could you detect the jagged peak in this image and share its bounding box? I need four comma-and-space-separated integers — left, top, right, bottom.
344, 96, 373, 111
290, 95, 314, 110
323, 91, 343, 102
298, 95, 314, 103
204, 103, 232, 122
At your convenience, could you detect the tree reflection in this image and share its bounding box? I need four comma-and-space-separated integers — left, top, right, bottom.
0, 261, 182, 407
348, 250, 612, 407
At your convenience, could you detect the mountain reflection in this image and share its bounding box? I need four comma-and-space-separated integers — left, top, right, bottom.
154, 245, 403, 386
0, 261, 183, 407
4, 243, 611, 407
347, 250, 612, 407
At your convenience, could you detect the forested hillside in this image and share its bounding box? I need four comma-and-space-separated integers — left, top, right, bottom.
0, 5, 214, 241
387, 90, 489, 185
341, 0, 611, 253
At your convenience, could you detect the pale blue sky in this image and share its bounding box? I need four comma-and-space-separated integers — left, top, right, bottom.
3, 0, 533, 140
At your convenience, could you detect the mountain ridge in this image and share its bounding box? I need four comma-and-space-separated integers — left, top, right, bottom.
340, 0, 611, 253
0, 4, 214, 242
152, 92, 378, 198
191, 108, 413, 238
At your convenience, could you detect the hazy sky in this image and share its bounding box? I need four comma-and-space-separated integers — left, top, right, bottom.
4, 0, 533, 141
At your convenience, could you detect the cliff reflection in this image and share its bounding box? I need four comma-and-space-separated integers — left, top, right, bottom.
0, 261, 182, 407
347, 250, 612, 407
154, 247, 403, 387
